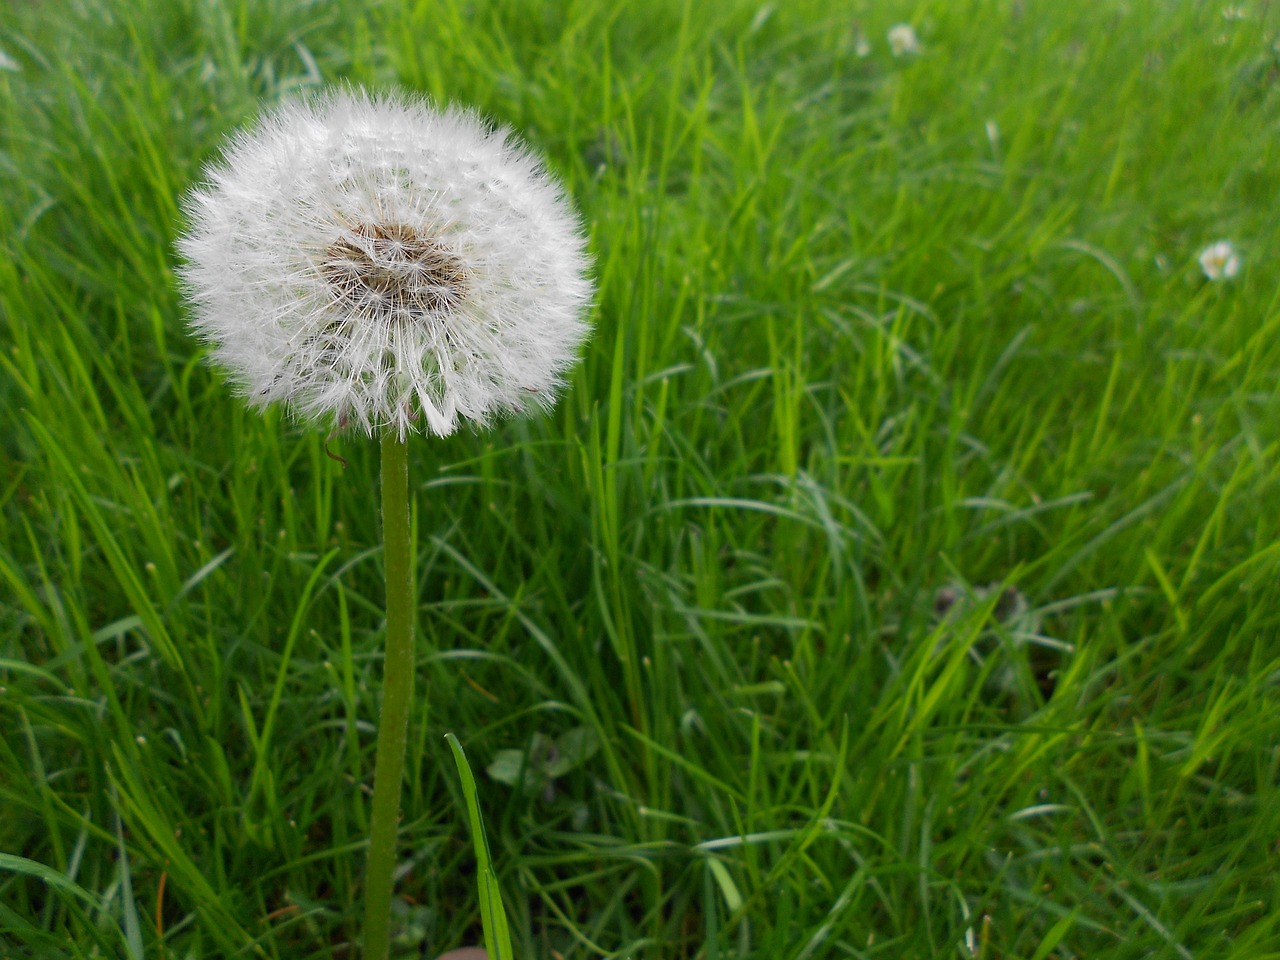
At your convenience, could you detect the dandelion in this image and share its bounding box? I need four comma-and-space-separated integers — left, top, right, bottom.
176, 87, 594, 960
1198, 240, 1241, 281
178, 88, 593, 440
888, 23, 922, 56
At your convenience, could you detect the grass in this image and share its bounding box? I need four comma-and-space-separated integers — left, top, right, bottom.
3, 0, 1280, 957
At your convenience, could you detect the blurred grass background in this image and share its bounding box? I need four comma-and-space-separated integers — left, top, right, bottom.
3, 0, 1280, 957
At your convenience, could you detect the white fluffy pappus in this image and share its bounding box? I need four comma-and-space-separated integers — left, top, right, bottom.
177, 88, 594, 439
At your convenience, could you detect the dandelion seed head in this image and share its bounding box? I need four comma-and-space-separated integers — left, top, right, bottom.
177, 88, 594, 439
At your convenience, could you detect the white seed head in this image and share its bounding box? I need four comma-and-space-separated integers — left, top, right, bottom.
177, 88, 594, 439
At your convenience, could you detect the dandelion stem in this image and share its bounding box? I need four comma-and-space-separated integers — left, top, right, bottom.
363, 434, 416, 960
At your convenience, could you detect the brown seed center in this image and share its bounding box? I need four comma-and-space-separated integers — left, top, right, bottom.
321, 223, 467, 319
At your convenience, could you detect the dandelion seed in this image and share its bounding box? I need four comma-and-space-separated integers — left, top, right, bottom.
1223, 5, 1249, 20
1198, 240, 1241, 281
177, 88, 594, 440
888, 23, 922, 56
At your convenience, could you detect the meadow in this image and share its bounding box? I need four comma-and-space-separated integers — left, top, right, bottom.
3, 0, 1280, 957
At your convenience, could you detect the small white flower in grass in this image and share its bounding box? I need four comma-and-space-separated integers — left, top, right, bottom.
177, 88, 594, 439
888, 23, 922, 56
1198, 240, 1242, 281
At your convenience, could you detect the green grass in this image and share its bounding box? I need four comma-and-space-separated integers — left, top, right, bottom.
3, 0, 1280, 957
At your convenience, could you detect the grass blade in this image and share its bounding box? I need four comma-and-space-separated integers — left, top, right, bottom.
446, 732, 515, 960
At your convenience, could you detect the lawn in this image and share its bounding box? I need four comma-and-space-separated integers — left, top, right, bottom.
3, 0, 1280, 957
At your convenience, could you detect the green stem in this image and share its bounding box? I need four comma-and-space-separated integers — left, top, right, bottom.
362, 434, 416, 960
